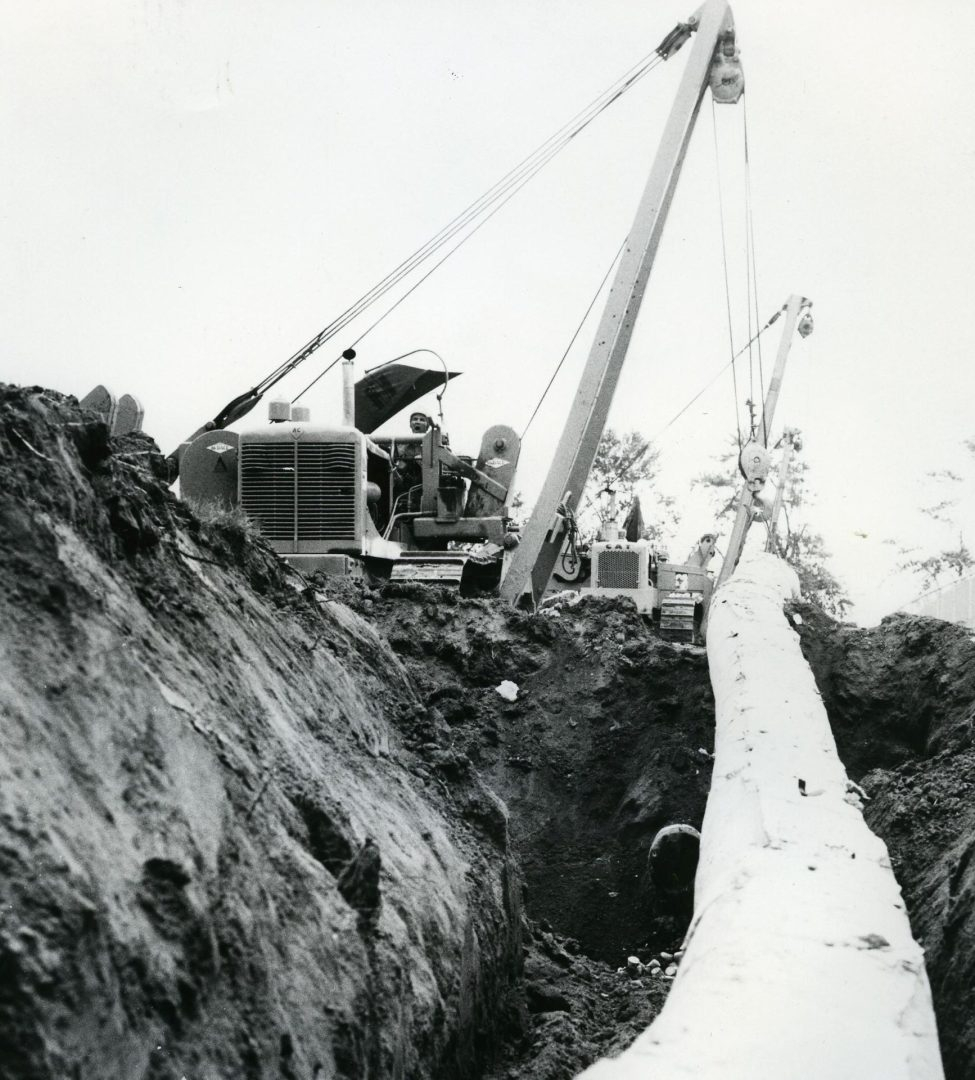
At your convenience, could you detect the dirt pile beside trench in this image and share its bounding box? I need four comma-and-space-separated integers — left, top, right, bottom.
793, 602, 975, 1080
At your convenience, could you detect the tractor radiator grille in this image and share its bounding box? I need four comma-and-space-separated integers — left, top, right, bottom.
296, 444, 357, 541
239, 442, 357, 543
596, 549, 640, 589
239, 443, 296, 541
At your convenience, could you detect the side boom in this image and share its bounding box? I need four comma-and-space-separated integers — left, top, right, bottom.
715, 293, 811, 589
500, 0, 739, 606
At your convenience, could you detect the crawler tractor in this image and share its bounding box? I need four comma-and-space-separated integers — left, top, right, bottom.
174, 359, 521, 587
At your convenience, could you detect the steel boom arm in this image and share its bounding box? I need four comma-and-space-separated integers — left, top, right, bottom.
714, 293, 811, 589
500, 0, 740, 606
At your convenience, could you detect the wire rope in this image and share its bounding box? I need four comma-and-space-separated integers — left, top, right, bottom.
291, 159, 560, 405
291, 112, 636, 406
742, 115, 755, 437
743, 99, 767, 444
710, 97, 743, 450
520, 236, 628, 439
574, 307, 778, 520
649, 315, 778, 443
261, 51, 665, 404
584, 314, 776, 504
737, 106, 755, 438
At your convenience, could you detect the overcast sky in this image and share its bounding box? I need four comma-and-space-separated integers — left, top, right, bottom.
4, 0, 974, 624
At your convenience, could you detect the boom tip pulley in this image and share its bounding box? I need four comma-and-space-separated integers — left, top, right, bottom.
657, 5, 744, 102
710, 31, 744, 104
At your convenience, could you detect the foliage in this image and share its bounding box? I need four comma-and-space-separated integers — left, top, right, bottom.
899, 538, 974, 590
691, 435, 740, 521
579, 428, 679, 545
185, 497, 258, 537
775, 524, 850, 617
695, 428, 850, 616
897, 454, 975, 589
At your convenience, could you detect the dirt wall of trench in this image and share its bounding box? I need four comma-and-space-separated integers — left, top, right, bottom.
344, 587, 716, 965
0, 385, 525, 1080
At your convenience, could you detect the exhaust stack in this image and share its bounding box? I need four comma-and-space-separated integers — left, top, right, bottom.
342, 356, 355, 427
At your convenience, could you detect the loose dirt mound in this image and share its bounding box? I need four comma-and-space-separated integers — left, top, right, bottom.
793, 602, 975, 1080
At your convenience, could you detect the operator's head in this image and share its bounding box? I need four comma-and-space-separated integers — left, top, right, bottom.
409, 412, 430, 434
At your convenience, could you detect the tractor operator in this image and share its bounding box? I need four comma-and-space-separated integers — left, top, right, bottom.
393, 413, 431, 509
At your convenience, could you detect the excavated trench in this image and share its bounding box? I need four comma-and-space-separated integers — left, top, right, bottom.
2, 383, 975, 1080
344, 586, 719, 1078
352, 586, 716, 966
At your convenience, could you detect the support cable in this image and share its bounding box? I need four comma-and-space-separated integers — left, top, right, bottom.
742, 113, 755, 436
746, 299, 755, 437
582, 311, 779, 506
521, 236, 628, 439
292, 117, 633, 405
711, 97, 743, 450
292, 161, 555, 405
341, 56, 661, 343
743, 99, 767, 445
263, 51, 665, 403
650, 315, 778, 442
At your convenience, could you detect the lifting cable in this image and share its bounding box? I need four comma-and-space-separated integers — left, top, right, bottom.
576, 312, 778, 513
711, 97, 743, 451
520, 236, 628, 439
263, 48, 667, 406
650, 313, 779, 443
289, 159, 570, 408
739, 106, 756, 439
743, 99, 767, 445
574, 97, 775, 506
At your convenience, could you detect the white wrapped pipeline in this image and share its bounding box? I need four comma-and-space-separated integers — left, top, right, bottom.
578, 553, 944, 1080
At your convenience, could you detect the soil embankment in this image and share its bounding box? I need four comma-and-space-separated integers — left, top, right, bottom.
0, 386, 524, 1079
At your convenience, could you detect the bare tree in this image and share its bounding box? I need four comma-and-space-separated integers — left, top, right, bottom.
898, 453, 974, 589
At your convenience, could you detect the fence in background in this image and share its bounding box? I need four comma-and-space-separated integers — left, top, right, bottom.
905, 574, 975, 630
